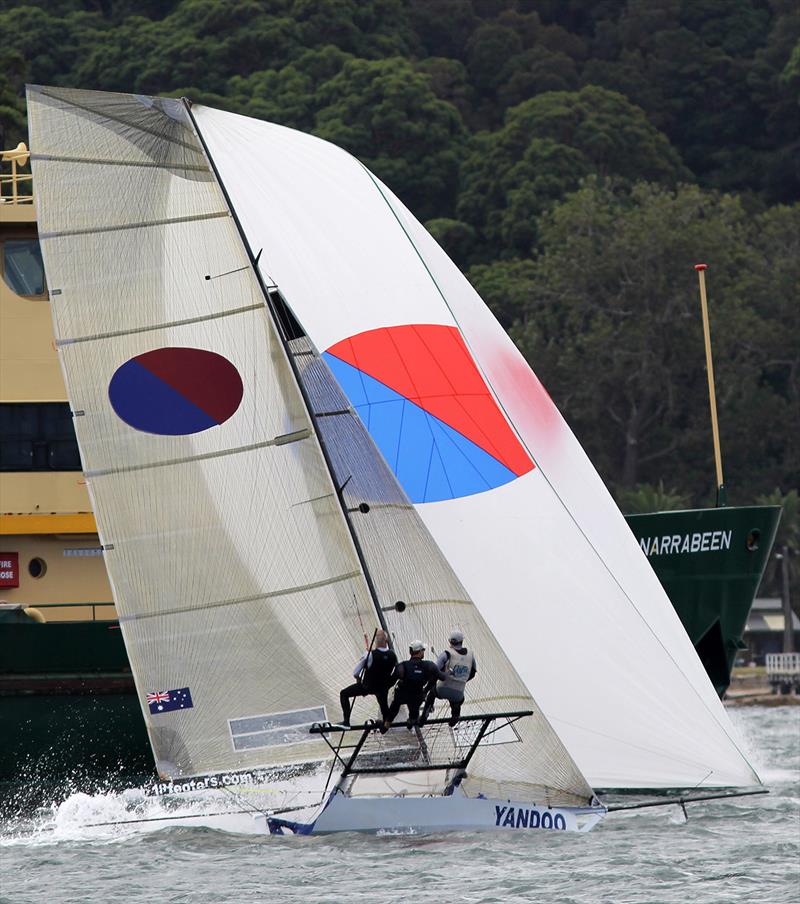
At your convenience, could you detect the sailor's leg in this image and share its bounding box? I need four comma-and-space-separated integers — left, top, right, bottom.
406, 694, 423, 727
374, 686, 391, 722
385, 690, 402, 724
339, 682, 364, 725
419, 686, 437, 724
448, 692, 464, 726
381, 689, 402, 734
434, 686, 464, 725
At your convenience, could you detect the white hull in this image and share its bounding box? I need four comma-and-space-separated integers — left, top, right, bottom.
266, 791, 605, 836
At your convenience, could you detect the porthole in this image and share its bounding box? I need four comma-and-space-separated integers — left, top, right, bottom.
28, 557, 47, 578
746, 530, 761, 552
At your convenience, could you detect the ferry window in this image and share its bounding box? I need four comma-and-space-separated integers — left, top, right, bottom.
2, 239, 46, 297
28, 557, 47, 578
0, 403, 81, 471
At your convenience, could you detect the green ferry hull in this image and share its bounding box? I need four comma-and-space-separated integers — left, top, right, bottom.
624, 504, 781, 696
0, 621, 153, 810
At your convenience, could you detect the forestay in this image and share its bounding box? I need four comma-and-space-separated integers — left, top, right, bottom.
194, 106, 761, 790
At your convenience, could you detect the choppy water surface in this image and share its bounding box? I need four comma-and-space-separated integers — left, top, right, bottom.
1, 706, 798, 904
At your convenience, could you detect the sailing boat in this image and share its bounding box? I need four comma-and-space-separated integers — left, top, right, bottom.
26, 86, 606, 835
27, 86, 763, 833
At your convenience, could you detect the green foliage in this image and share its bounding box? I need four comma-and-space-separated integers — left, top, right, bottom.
458, 86, 689, 258
616, 481, 693, 515
503, 180, 798, 501
755, 489, 799, 603
424, 218, 476, 270
312, 57, 467, 219
1, 0, 796, 510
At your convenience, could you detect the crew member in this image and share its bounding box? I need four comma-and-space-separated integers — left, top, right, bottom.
382, 640, 446, 732
338, 630, 397, 727
422, 629, 476, 726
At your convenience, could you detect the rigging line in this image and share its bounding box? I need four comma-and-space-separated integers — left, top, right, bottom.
357, 160, 759, 779
39, 209, 229, 240
84, 429, 311, 478
606, 788, 769, 813
118, 570, 362, 622
183, 100, 391, 642
80, 802, 313, 829
56, 302, 263, 346
31, 153, 208, 171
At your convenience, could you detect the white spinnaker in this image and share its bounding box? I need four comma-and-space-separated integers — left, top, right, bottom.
194, 105, 760, 789
27, 86, 380, 779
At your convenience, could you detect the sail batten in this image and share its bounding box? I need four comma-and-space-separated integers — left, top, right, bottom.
39, 209, 229, 239
118, 571, 365, 622
84, 430, 312, 477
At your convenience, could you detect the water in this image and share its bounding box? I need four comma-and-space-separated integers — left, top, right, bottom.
1, 706, 798, 904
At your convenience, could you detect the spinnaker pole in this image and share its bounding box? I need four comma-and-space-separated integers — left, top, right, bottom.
694, 263, 726, 507
181, 98, 390, 637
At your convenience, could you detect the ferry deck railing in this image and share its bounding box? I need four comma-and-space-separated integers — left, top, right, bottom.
0, 143, 33, 205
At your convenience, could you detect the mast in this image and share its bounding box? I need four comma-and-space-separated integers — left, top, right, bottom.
694, 263, 726, 507
181, 99, 390, 638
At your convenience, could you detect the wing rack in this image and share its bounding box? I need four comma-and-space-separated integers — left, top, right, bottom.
310, 711, 533, 780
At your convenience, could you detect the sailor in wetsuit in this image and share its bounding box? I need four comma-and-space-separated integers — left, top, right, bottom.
421, 629, 477, 726
382, 640, 447, 733
338, 630, 397, 727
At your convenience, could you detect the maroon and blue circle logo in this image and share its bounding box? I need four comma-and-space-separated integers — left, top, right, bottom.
109, 347, 243, 435
323, 324, 534, 503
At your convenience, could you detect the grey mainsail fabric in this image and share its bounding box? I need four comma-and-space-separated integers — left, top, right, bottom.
27, 86, 378, 778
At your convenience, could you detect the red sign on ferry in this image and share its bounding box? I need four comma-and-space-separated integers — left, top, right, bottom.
0, 552, 19, 587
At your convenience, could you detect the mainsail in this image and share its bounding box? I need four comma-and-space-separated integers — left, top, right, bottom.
193, 106, 761, 790
27, 86, 594, 809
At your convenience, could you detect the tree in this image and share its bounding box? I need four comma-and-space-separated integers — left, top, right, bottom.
312, 57, 467, 219
494, 180, 796, 503
616, 481, 692, 515
457, 86, 689, 259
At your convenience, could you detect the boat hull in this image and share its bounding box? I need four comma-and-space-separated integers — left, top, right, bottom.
625, 504, 781, 696
267, 792, 605, 835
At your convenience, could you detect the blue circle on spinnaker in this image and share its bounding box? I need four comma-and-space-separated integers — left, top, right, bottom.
108, 347, 243, 435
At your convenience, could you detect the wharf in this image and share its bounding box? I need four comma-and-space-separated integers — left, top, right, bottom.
724, 665, 800, 706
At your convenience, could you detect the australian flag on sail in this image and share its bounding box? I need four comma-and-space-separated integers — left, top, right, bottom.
146, 687, 193, 715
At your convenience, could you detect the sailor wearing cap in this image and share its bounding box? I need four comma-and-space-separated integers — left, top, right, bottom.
381, 640, 447, 733
421, 629, 477, 726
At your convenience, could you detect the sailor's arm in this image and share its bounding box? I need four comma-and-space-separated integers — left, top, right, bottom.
353, 653, 369, 679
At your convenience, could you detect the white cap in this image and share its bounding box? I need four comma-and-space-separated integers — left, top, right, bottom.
449, 630, 464, 645
409, 639, 425, 653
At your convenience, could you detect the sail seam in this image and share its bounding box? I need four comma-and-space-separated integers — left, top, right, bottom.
56, 302, 263, 346
118, 571, 362, 622
85, 429, 312, 477
31, 153, 209, 172
358, 162, 760, 783
39, 209, 229, 239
